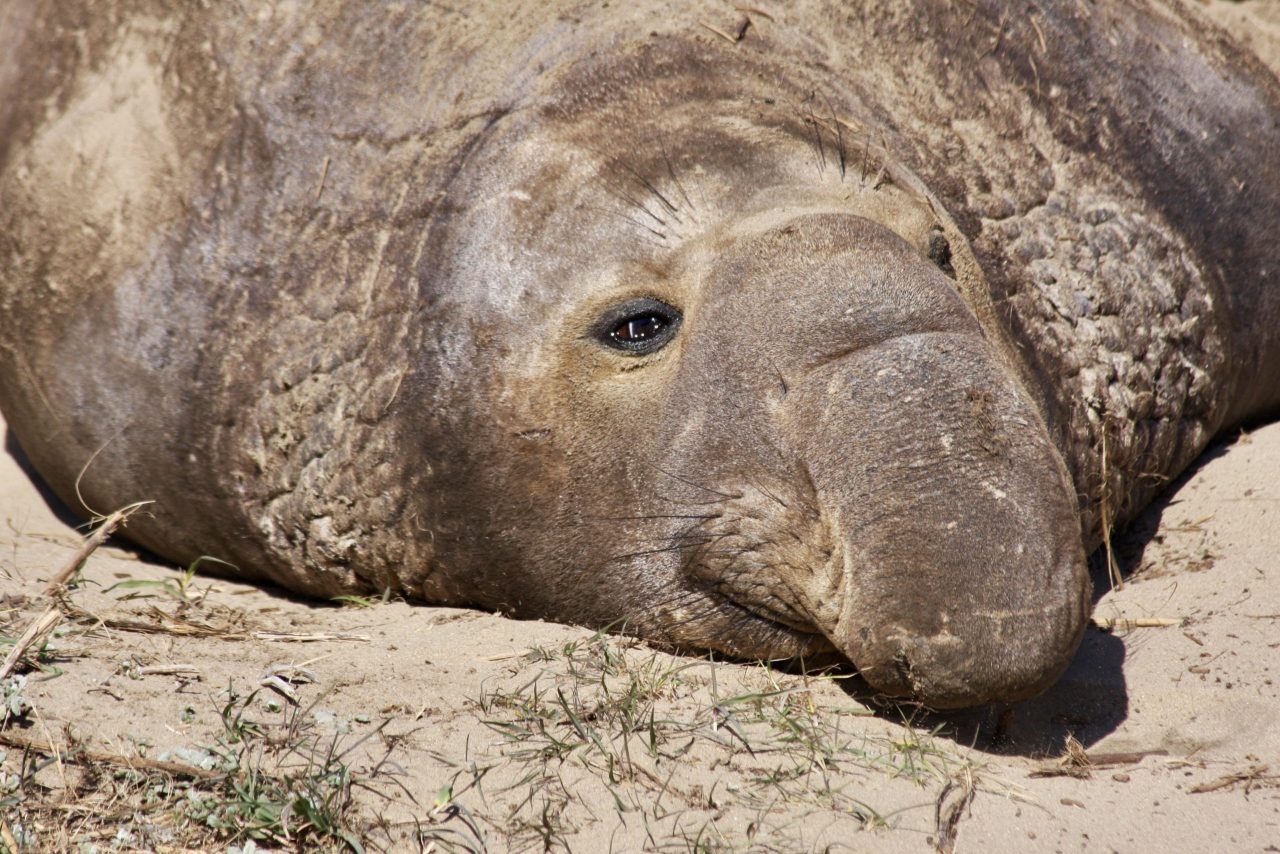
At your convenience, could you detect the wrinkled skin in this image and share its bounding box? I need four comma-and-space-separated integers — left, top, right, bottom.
1, 1, 1277, 709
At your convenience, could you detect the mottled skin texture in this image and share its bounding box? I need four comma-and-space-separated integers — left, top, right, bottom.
1, 1, 1277, 709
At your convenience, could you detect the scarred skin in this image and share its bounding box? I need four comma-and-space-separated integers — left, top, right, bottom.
0, 1, 1277, 709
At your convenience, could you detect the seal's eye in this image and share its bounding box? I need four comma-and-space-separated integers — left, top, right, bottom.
594, 298, 682, 355
615, 315, 665, 342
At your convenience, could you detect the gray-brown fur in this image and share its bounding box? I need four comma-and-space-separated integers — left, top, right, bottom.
1, 1, 1276, 709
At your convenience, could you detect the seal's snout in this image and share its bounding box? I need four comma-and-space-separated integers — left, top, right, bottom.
791, 331, 1092, 708
672, 211, 1091, 707
731, 213, 1092, 708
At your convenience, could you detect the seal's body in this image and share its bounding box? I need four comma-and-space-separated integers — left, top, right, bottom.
1, 1, 1277, 708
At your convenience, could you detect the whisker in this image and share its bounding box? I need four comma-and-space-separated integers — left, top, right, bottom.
747, 479, 789, 510
805, 93, 826, 174
595, 175, 669, 227
660, 141, 699, 224
597, 538, 716, 566
581, 203, 669, 245
647, 463, 742, 500
821, 91, 847, 180
616, 161, 683, 224
655, 493, 735, 508
584, 513, 721, 522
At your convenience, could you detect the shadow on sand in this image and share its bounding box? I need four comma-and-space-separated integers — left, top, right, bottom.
5, 428, 88, 531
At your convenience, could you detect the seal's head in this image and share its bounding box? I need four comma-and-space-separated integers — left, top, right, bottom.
410, 44, 1091, 709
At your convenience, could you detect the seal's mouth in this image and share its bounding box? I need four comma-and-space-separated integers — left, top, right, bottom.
659, 567, 836, 662
712, 591, 836, 658
669, 482, 846, 663
714, 586, 826, 636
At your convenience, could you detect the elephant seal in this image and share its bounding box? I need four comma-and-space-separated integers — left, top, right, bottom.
1, 1, 1277, 709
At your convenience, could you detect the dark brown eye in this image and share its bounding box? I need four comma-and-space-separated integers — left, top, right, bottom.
595, 298, 682, 355
613, 314, 666, 343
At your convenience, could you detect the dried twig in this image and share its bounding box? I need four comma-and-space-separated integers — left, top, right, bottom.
3, 504, 159, 680
252, 631, 370, 643
933, 772, 975, 854
698, 18, 750, 44
0, 607, 62, 681
0, 731, 221, 781
103, 618, 368, 643
314, 154, 330, 201
57, 601, 368, 643
136, 664, 201, 677
735, 7, 774, 22
0, 820, 18, 852
1099, 428, 1123, 591
42, 503, 149, 596
1087, 749, 1169, 766
1030, 733, 1093, 779
1190, 764, 1275, 794
259, 662, 318, 705
1092, 616, 1181, 631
